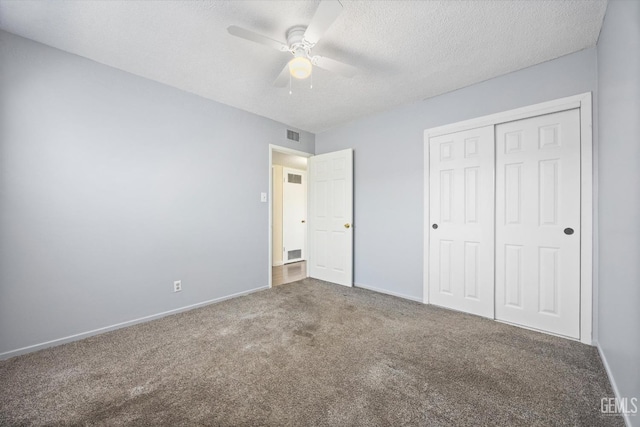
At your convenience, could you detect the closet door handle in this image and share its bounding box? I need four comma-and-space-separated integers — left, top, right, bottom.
432, 224, 438, 229
564, 228, 574, 235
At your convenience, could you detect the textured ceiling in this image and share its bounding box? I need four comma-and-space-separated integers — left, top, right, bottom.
0, 0, 607, 133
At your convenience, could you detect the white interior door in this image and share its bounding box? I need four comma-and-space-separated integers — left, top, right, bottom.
282, 168, 307, 264
495, 109, 581, 339
429, 126, 495, 318
308, 149, 353, 287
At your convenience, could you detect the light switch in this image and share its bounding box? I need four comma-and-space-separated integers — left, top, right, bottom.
261, 192, 267, 202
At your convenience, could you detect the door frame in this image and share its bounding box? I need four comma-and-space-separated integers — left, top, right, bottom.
269, 144, 312, 288
423, 92, 594, 345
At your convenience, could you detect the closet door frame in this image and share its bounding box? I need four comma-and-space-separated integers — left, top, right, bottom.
423, 92, 593, 345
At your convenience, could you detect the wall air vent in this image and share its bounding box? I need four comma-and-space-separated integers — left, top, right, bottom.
287, 129, 300, 142
288, 249, 302, 260
287, 173, 302, 184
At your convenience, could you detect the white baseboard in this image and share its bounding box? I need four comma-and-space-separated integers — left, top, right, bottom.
272, 261, 284, 267
597, 342, 633, 427
354, 283, 423, 303
0, 285, 269, 361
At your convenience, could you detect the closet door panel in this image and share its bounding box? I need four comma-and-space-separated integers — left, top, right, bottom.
428, 126, 494, 318
495, 109, 581, 339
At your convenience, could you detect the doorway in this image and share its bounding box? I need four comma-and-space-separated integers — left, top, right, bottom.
270, 146, 310, 286
268, 145, 354, 289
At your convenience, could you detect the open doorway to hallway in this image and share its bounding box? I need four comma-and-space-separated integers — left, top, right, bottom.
271, 150, 309, 286
272, 261, 307, 286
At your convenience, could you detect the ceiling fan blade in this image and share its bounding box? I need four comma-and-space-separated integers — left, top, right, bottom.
303, 0, 343, 45
227, 26, 289, 52
312, 56, 358, 78
273, 63, 290, 87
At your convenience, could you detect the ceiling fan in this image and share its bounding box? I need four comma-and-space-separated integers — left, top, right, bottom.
227, 0, 358, 88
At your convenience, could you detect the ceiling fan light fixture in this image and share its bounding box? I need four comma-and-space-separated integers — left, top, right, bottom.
288, 56, 312, 79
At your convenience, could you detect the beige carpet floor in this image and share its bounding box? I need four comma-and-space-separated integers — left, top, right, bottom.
0, 278, 622, 426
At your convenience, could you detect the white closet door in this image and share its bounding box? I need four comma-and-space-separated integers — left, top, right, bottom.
429, 126, 495, 318
495, 109, 581, 339
283, 168, 307, 264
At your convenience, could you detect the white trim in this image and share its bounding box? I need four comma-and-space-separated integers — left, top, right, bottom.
579, 95, 594, 345
597, 344, 633, 427
355, 283, 423, 303
0, 285, 269, 360
425, 93, 585, 138
423, 92, 594, 345
268, 144, 312, 289
423, 137, 430, 304
272, 261, 284, 267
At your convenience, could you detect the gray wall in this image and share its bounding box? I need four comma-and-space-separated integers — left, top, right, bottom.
597, 0, 640, 422
316, 48, 598, 303
0, 31, 314, 357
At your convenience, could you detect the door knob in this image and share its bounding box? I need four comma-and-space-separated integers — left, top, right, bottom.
432, 224, 438, 229
564, 228, 574, 235
301, 220, 306, 223
344, 223, 351, 229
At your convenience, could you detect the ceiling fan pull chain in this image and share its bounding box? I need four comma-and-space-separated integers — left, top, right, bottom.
289, 73, 292, 95
310, 70, 313, 89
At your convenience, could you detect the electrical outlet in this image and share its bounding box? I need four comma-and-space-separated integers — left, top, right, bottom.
173, 280, 182, 293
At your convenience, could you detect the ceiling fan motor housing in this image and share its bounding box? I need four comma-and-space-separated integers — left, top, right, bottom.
286, 25, 314, 79
286, 25, 313, 57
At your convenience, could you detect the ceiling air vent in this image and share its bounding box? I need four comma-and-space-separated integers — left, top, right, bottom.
287, 129, 300, 142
